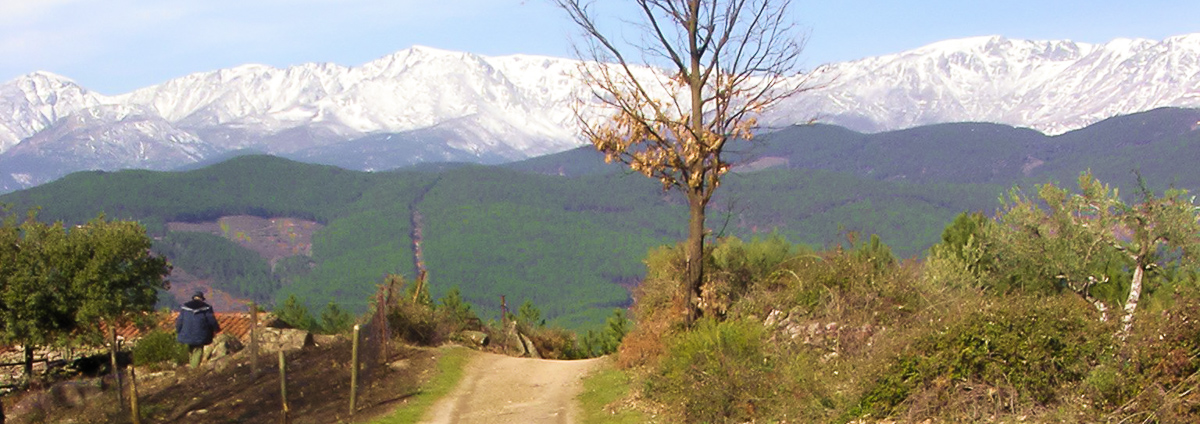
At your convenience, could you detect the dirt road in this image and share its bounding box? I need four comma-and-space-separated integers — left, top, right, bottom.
420, 352, 603, 424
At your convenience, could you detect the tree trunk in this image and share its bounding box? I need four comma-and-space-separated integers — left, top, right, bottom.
684, 191, 707, 326
1120, 263, 1146, 339
684, 0, 705, 327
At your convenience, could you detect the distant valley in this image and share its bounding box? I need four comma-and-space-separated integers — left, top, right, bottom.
3, 107, 1197, 330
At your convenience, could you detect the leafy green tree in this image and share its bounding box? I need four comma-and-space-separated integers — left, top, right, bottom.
319, 301, 354, 334
406, 273, 433, 308
0, 211, 168, 378
0, 210, 73, 377
439, 287, 475, 328
580, 330, 601, 357
67, 216, 170, 344
599, 308, 632, 355
940, 212, 990, 262
517, 299, 545, 329
276, 294, 317, 331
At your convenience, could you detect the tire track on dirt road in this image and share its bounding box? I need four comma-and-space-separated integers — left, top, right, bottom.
420, 351, 603, 424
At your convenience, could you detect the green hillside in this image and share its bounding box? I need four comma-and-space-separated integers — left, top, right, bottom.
4, 108, 1196, 331
0, 156, 998, 331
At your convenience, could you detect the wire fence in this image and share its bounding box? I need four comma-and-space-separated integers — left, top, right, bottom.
357, 278, 398, 376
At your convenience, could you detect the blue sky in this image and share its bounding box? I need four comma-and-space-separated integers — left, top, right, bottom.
2, 0, 1198, 95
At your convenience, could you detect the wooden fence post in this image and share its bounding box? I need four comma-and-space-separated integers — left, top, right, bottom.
279, 351, 289, 424
110, 326, 123, 409
350, 324, 360, 415
379, 288, 387, 365
250, 301, 259, 379
129, 363, 140, 424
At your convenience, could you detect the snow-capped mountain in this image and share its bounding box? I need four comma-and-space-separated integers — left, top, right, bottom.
780, 34, 1200, 134
2, 34, 1200, 192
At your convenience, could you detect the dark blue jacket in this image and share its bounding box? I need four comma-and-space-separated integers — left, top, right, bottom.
176, 299, 220, 346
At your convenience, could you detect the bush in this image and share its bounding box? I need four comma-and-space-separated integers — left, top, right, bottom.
276, 294, 318, 331
1105, 285, 1200, 422
388, 299, 444, 346
847, 294, 1112, 422
525, 326, 583, 359
647, 318, 780, 423
617, 244, 689, 368
438, 287, 478, 332
318, 301, 355, 334
132, 329, 188, 367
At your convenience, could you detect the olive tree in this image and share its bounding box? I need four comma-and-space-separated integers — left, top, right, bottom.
989, 173, 1200, 339
554, 0, 812, 324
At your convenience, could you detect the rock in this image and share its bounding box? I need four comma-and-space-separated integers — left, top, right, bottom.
458, 331, 489, 348
389, 359, 411, 371
825, 322, 839, 333
208, 334, 244, 361
252, 327, 315, 353
312, 334, 339, 346
518, 333, 542, 359
763, 309, 787, 328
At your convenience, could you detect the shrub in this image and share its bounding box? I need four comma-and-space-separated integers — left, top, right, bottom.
647, 318, 780, 423
525, 326, 583, 359
276, 294, 318, 331
388, 299, 443, 346
617, 244, 689, 368
438, 287, 478, 332
132, 329, 188, 367
318, 301, 355, 334
1106, 285, 1200, 422
847, 294, 1112, 422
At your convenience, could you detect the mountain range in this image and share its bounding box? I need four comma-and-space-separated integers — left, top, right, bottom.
5, 106, 1198, 328
3, 33, 1200, 193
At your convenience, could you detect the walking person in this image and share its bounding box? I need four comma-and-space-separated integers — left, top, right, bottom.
176, 290, 220, 368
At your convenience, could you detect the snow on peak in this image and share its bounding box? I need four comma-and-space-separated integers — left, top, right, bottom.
1, 70, 113, 151
3, 32, 1200, 187
13, 70, 77, 85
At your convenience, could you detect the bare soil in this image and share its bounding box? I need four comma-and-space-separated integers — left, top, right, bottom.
165, 215, 324, 312
421, 352, 603, 424
167, 216, 322, 266
6, 338, 439, 424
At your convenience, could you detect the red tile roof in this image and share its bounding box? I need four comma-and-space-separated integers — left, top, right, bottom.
106, 312, 274, 344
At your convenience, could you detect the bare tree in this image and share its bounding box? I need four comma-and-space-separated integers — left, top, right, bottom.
554, 0, 813, 325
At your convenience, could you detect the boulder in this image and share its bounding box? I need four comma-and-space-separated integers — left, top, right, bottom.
312, 334, 339, 346
458, 331, 489, 348
518, 333, 542, 359
253, 328, 315, 353
207, 334, 244, 361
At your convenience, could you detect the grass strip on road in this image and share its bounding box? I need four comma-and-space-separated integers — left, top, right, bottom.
371, 346, 472, 423
578, 357, 648, 424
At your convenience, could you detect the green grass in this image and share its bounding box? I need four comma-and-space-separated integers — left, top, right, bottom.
578, 358, 647, 424
371, 346, 473, 423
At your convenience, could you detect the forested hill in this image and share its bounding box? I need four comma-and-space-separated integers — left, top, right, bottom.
2, 107, 1197, 330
